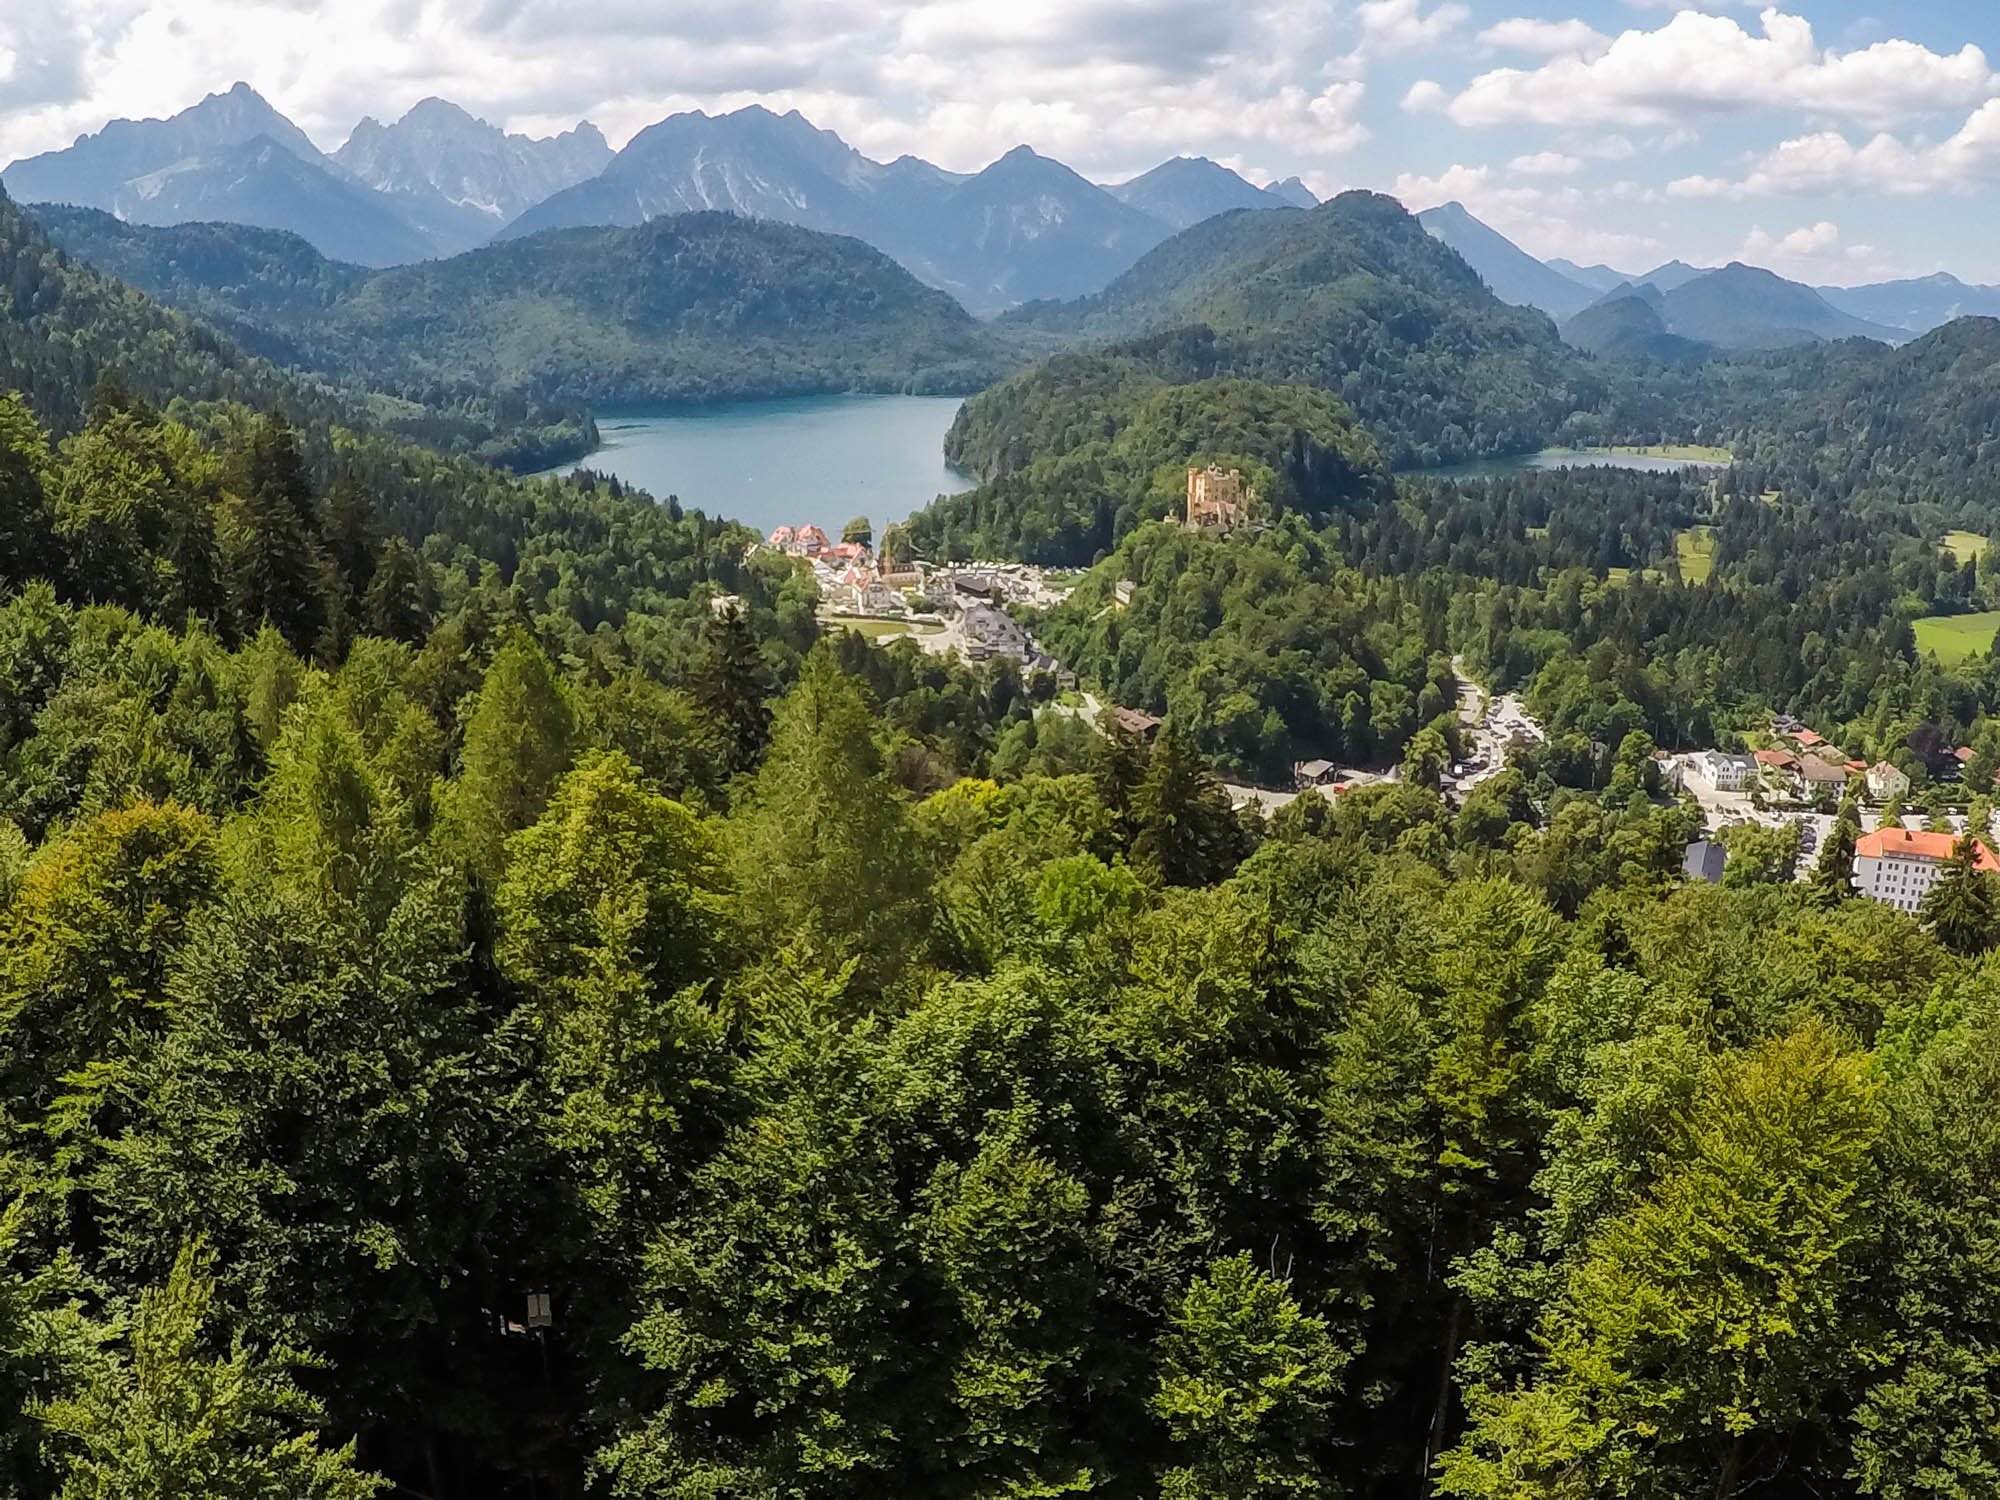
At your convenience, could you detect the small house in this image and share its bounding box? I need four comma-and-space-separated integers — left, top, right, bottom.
1295, 759, 1340, 788
1867, 761, 1912, 803
1682, 840, 1728, 884
1109, 706, 1162, 741
1686, 750, 1756, 792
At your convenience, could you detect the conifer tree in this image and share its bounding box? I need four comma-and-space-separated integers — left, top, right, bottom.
36, 1244, 385, 1500
1131, 723, 1244, 887
359, 537, 434, 645
730, 651, 924, 990
451, 629, 576, 879
694, 604, 773, 779
1806, 808, 1859, 907
1920, 833, 1998, 955
0, 393, 53, 589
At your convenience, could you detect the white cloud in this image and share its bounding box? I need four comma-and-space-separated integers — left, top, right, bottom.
1392, 161, 1664, 264
1402, 79, 1448, 112
0, 0, 1369, 183
1668, 99, 2000, 198
1509, 150, 1582, 175
1446, 9, 1996, 132
1736, 220, 1897, 282
1391, 163, 1492, 208
1579, 133, 1636, 160
1475, 17, 1609, 58
1350, 0, 1469, 60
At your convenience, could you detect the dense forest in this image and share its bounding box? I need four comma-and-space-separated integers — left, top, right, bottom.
11, 372, 2000, 1499
0, 188, 593, 474
21, 118, 2000, 1500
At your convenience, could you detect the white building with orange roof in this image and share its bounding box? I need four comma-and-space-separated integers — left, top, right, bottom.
1853, 827, 1998, 913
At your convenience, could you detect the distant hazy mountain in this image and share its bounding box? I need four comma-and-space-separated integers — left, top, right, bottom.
3, 83, 321, 205
1817, 272, 2000, 335
1563, 263, 1905, 357
1545, 257, 1636, 293
928, 146, 1173, 309
1, 83, 438, 266
1416, 202, 1597, 318
125, 136, 435, 267
1638, 260, 1712, 293
333, 98, 611, 255
1106, 157, 1281, 229
1263, 177, 1318, 210
1561, 288, 1709, 364
497, 105, 1174, 314
1659, 264, 1903, 350
5, 88, 1328, 306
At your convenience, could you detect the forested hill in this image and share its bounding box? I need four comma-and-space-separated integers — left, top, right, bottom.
1639, 315, 2000, 525
1, 185, 589, 469
995, 191, 1600, 468
32, 205, 1016, 415
906, 368, 1389, 562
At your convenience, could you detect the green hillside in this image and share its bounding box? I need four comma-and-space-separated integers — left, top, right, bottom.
5, 189, 589, 468
998, 191, 1601, 468
33, 206, 1016, 417
905, 370, 1388, 563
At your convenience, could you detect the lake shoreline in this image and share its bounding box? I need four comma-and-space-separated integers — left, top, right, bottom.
528, 393, 978, 539
1401, 445, 1734, 480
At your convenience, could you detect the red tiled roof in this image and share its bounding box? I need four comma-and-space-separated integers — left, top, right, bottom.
1754, 749, 1796, 767
1845, 760, 1867, 771
1957, 746, 1977, 763
1855, 828, 2000, 870
1795, 729, 1826, 746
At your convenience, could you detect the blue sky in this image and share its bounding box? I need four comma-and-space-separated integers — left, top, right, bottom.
4, 1, 2000, 284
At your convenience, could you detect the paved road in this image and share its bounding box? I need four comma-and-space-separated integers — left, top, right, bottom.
1452, 656, 1543, 792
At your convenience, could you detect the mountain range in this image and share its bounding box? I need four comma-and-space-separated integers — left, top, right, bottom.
1419, 202, 2000, 352
3, 86, 1316, 315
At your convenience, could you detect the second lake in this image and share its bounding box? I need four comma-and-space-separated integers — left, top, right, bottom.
540, 393, 978, 539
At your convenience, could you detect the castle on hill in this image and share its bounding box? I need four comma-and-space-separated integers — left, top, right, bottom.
1186, 465, 1252, 533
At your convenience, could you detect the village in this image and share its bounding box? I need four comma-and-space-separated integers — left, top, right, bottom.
757, 480, 1989, 916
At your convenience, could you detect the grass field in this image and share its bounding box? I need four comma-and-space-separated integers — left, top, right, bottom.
828, 617, 941, 640
1914, 611, 2000, 664
1946, 530, 1988, 564
1604, 443, 1734, 463
1675, 525, 1717, 584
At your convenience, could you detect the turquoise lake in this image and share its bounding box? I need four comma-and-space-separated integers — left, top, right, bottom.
540, 394, 978, 538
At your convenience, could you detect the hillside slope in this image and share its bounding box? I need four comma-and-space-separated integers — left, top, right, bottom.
1417, 202, 1598, 318
32, 206, 1014, 410
992, 191, 1598, 469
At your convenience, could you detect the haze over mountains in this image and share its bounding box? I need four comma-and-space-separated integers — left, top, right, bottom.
2, 85, 1316, 315
1420, 202, 2000, 354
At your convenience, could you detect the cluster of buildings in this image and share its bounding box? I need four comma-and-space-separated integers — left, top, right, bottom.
761, 524, 1073, 682
762, 523, 921, 614
1678, 713, 2000, 909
